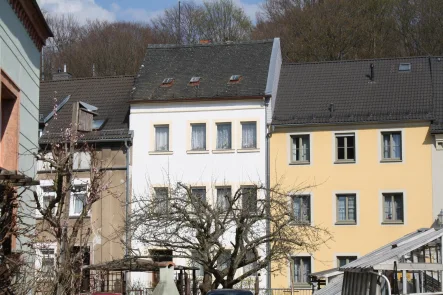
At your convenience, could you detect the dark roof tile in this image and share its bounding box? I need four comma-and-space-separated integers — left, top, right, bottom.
131, 40, 274, 101
39, 75, 134, 142
273, 57, 438, 126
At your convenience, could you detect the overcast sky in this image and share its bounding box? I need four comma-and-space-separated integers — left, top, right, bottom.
37, 0, 263, 24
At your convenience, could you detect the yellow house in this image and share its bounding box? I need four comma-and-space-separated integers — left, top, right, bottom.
269, 57, 442, 289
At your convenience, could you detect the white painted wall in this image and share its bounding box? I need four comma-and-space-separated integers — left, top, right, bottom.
130, 99, 268, 288
131, 99, 267, 196
432, 135, 443, 222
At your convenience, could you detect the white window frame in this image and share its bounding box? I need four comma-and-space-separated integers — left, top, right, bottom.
35, 243, 57, 280
288, 133, 312, 165
37, 179, 57, 217
154, 187, 169, 214
70, 178, 90, 216
155, 124, 170, 152
191, 123, 207, 151
335, 133, 356, 163
216, 186, 232, 211
335, 253, 359, 268
240, 121, 257, 149
332, 191, 360, 226
241, 186, 258, 213
291, 255, 312, 286
216, 122, 233, 150
381, 192, 405, 224
379, 129, 404, 163
335, 194, 357, 225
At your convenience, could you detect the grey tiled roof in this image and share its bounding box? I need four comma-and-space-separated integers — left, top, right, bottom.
431, 57, 443, 133
39, 75, 135, 143
273, 57, 441, 127
131, 40, 274, 101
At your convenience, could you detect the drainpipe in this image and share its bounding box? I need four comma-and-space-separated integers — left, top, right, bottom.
124, 140, 131, 256
124, 139, 131, 293
264, 97, 272, 293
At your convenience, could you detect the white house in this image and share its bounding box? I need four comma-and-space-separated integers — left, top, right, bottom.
129, 39, 281, 288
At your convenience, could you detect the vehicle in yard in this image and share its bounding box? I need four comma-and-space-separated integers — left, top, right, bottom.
207, 290, 254, 295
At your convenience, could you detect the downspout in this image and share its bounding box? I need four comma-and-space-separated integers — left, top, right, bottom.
124, 139, 131, 256
124, 139, 131, 294
265, 97, 272, 293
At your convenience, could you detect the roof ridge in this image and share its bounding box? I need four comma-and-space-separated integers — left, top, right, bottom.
147, 39, 274, 49
41, 75, 135, 83
283, 56, 441, 66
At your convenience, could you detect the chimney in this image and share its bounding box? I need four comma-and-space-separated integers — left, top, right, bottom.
52, 64, 72, 81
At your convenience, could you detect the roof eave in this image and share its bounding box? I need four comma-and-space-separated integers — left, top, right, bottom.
130, 95, 266, 104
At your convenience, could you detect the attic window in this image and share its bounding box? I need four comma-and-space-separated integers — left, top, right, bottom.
229, 75, 243, 84
92, 119, 106, 130
399, 63, 411, 72
161, 78, 174, 87
189, 76, 201, 86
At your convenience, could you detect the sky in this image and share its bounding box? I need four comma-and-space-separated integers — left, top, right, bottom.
36, 0, 264, 24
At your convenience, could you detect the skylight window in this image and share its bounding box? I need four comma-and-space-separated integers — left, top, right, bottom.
92, 119, 106, 130
399, 63, 411, 72
162, 78, 174, 84
229, 75, 242, 82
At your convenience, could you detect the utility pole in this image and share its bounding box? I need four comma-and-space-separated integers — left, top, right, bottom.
56, 102, 78, 295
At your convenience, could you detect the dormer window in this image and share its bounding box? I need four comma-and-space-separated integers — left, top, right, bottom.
189, 77, 200, 86
161, 78, 174, 87
399, 63, 411, 72
229, 75, 242, 83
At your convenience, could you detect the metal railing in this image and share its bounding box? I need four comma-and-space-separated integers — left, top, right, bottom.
127, 288, 312, 295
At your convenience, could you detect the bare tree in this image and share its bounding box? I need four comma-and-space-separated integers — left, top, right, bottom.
43, 16, 160, 79
2, 101, 126, 295
130, 181, 331, 294
151, 0, 253, 44
199, 0, 253, 42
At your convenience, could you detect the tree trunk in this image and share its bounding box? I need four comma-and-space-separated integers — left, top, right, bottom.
199, 273, 213, 295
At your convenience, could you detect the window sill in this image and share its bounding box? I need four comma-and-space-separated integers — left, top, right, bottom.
36, 215, 90, 220
292, 283, 311, 289
212, 149, 235, 154
382, 221, 404, 225
149, 151, 173, 155
237, 148, 260, 153
335, 221, 357, 225
380, 159, 402, 163
290, 221, 311, 226
289, 161, 310, 165
187, 150, 209, 154
334, 160, 356, 164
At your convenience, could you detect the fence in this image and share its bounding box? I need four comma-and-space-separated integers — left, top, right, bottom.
127, 288, 313, 295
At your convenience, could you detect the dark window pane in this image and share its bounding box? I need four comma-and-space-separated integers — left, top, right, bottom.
347, 136, 355, 147
337, 148, 345, 160
347, 147, 355, 160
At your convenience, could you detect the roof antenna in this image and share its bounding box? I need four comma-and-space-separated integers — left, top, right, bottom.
366, 63, 375, 81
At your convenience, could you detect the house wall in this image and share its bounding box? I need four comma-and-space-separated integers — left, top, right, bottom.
36, 146, 130, 265
432, 135, 443, 221
0, 0, 42, 252
130, 98, 267, 286
269, 121, 433, 288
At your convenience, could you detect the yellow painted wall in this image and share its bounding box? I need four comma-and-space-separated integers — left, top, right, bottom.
270, 122, 434, 288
